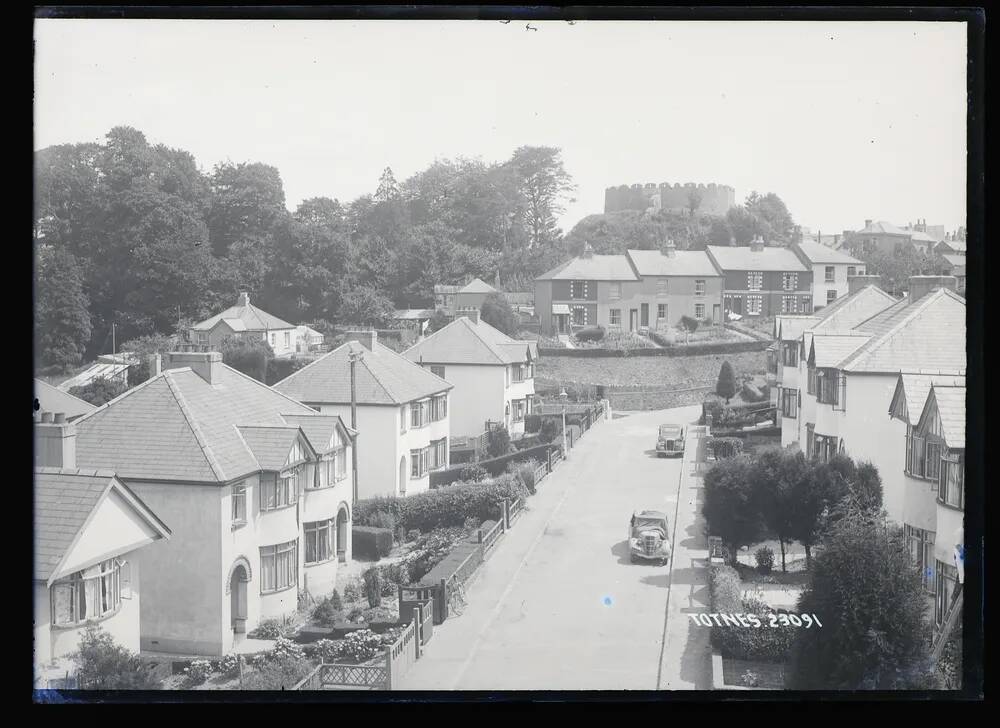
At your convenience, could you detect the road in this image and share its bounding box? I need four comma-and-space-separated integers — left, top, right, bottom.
398, 405, 711, 691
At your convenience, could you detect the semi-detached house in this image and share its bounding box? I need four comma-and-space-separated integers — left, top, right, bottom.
790, 240, 867, 310
274, 331, 452, 499
72, 351, 355, 657
402, 312, 538, 439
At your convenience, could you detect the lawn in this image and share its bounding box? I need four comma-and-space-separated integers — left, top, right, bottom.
535, 350, 767, 389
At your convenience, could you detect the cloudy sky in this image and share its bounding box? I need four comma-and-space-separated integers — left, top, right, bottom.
34, 19, 968, 235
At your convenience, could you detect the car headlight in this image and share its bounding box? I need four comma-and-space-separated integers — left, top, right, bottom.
629, 538, 638, 548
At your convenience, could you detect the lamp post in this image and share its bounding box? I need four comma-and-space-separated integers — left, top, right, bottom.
348, 348, 363, 503
559, 387, 569, 459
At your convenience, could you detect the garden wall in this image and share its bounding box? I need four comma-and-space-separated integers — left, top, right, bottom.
429, 443, 556, 487
537, 339, 771, 358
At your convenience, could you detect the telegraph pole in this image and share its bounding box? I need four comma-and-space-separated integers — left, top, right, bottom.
348, 349, 363, 503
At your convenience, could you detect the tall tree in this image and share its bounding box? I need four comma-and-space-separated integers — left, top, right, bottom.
374, 167, 400, 203
716, 361, 737, 403
207, 162, 287, 258
35, 246, 93, 371
703, 457, 765, 564
479, 292, 519, 337
507, 146, 575, 249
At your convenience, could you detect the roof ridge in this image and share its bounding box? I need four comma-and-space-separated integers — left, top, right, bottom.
463, 318, 506, 364
219, 361, 317, 414
356, 346, 397, 403
162, 372, 228, 481
231, 425, 262, 472
71, 367, 178, 427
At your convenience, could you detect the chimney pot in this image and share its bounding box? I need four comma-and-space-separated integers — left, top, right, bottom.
41, 412, 53, 423
847, 274, 882, 295
165, 351, 224, 384
237, 291, 250, 307
53, 412, 66, 424
865, 219, 873, 228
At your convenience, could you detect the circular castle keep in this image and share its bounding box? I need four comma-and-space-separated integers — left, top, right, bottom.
604, 182, 736, 217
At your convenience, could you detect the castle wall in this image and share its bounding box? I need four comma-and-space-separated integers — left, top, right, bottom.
604, 182, 735, 216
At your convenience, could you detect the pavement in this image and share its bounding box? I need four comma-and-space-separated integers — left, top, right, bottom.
397, 405, 710, 691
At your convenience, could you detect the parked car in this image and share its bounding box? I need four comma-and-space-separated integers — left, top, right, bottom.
628, 510, 671, 564
656, 424, 685, 458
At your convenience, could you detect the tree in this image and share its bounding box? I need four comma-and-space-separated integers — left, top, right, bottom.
716, 361, 737, 403
74, 625, 163, 690
119, 333, 177, 383
702, 457, 765, 564
374, 167, 399, 203
35, 246, 93, 371
486, 426, 512, 458
69, 376, 128, 406
787, 504, 934, 689
426, 309, 453, 334
220, 336, 274, 383
678, 315, 699, 344
686, 188, 703, 217
745, 191, 796, 246
507, 146, 575, 249
339, 287, 395, 327
207, 161, 287, 258
750, 447, 810, 572
479, 292, 519, 337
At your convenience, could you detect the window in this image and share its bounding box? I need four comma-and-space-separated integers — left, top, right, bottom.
782, 343, 799, 368
908, 434, 926, 478
304, 520, 334, 564
782, 273, 798, 291
938, 453, 964, 508
572, 306, 587, 325
609, 309, 621, 326
847, 266, 856, 277
400, 405, 408, 433
925, 442, 942, 482
429, 394, 448, 421
694, 303, 705, 319
197, 332, 209, 346
782, 295, 799, 314
816, 369, 842, 408
430, 365, 445, 379
512, 365, 525, 383
284, 332, 290, 348
905, 525, 936, 593
802, 297, 812, 313
270, 332, 276, 347
807, 365, 817, 395
827, 289, 837, 304
657, 279, 668, 297
824, 266, 835, 283
608, 283, 622, 300
260, 540, 298, 593
260, 472, 298, 511
813, 433, 838, 463
695, 280, 706, 297
747, 271, 763, 290
232, 482, 247, 524
513, 399, 526, 422
746, 295, 763, 315
411, 401, 426, 428
429, 438, 448, 470
935, 561, 959, 626
570, 281, 588, 299
806, 424, 815, 459
781, 388, 799, 419
51, 559, 127, 626
410, 447, 430, 478
656, 304, 667, 321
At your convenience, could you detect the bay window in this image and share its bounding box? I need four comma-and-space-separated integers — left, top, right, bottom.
938, 453, 964, 508
411, 401, 426, 428
904, 525, 936, 593
260, 471, 298, 511
429, 438, 448, 471
51, 559, 129, 626
304, 520, 334, 564
410, 447, 430, 478
260, 540, 298, 593
934, 561, 959, 626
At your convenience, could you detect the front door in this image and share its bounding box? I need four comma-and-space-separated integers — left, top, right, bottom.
713, 304, 721, 324
557, 315, 566, 334
732, 296, 743, 315
629, 309, 638, 331
640, 303, 649, 328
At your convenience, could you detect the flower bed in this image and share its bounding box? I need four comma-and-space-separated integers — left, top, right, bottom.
708, 565, 796, 664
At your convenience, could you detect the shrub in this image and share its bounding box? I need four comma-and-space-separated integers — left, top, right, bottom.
379, 562, 410, 593
369, 511, 397, 533
304, 639, 341, 663
741, 670, 760, 688
311, 595, 344, 627
538, 417, 562, 443
509, 458, 539, 494
183, 659, 214, 686
216, 654, 241, 679
353, 526, 393, 560
73, 625, 164, 690
68, 376, 128, 407
459, 464, 489, 483
524, 414, 542, 434
486, 426, 512, 458
575, 326, 605, 342
755, 546, 775, 574
407, 529, 421, 542
716, 360, 738, 403
339, 629, 384, 663
242, 657, 316, 690
363, 567, 383, 608
679, 315, 700, 335
271, 637, 306, 663
343, 580, 361, 604
248, 619, 283, 640
347, 606, 366, 622
708, 568, 794, 662
741, 381, 764, 402
328, 588, 343, 611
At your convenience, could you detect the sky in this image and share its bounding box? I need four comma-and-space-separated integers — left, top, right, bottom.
34, 19, 968, 235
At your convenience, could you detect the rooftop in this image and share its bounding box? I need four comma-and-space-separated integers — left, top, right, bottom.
460, 278, 497, 294
890, 374, 967, 425
856, 220, 912, 236
625, 249, 722, 277
793, 240, 863, 265
191, 293, 295, 332
536, 254, 639, 281
926, 385, 965, 449
705, 245, 809, 272
403, 316, 538, 366
35, 378, 96, 420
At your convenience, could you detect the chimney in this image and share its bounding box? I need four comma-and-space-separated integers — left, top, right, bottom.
750, 235, 764, 252
864, 219, 873, 229
35, 418, 77, 468
580, 242, 594, 259
165, 351, 223, 384
237, 291, 250, 307
148, 353, 162, 380
464, 309, 480, 325
664, 239, 676, 258
848, 274, 882, 295
907, 275, 957, 303
346, 329, 377, 351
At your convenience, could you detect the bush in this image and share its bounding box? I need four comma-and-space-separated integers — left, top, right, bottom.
221, 336, 274, 383
303, 639, 341, 662
248, 619, 283, 640
407, 529, 421, 542
362, 567, 383, 608
716, 361, 738, 403
755, 546, 775, 574
242, 657, 316, 690
486, 426, 512, 458
73, 625, 163, 689
216, 654, 241, 679
311, 595, 344, 627
338, 629, 384, 663
343, 580, 361, 604
353, 526, 394, 560
68, 376, 129, 407
459, 464, 489, 483
575, 326, 605, 342
679, 315, 700, 335
379, 562, 410, 594
741, 670, 760, 688
509, 458, 539, 494
183, 659, 214, 686
708, 567, 794, 662
524, 414, 542, 434
270, 637, 306, 663
539, 417, 562, 443
369, 511, 397, 533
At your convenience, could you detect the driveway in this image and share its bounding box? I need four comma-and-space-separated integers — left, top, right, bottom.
398, 405, 710, 691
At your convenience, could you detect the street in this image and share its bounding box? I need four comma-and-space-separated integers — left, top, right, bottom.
399, 404, 711, 690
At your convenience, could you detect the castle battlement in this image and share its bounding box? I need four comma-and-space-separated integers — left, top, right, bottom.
604, 181, 736, 216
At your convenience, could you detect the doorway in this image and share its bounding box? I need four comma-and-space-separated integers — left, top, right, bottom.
336, 505, 349, 562
640, 303, 649, 328
230, 565, 248, 635
629, 309, 638, 331
399, 456, 407, 496
713, 304, 721, 324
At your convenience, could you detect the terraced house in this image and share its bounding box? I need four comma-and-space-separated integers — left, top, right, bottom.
706, 237, 813, 319
71, 352, 355, 656
403, 313, 538, 438
274, 331, 452, 499
534, 241, 724, 335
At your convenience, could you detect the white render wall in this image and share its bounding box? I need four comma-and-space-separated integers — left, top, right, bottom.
432, 364, 507, 438
397, 401, 450, 496
811, 263, 865, 310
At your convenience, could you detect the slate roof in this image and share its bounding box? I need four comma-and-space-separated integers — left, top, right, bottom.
890, 374, 967, 425
841, 288, 966, 373
938, 240, 967, 253
776, 316, 820, 342
237, 426, 307, 471
857, 220, 911, 236
274, 340, 452, 406
460, 278, 497, 294
35, 378, 96, 420
705, 245, 809, 272
34, 468, 169, 583
393, 309, 436, 320
192, 302, 295, 332
927, 385, 965, 449
403, 317, 538, 366
793, 240, 863, 265
942, 254, 967, 270
811, 286, 898, 331
809, 333, 872, 368
280, 413, 354, 454
536, 254, 639, 281
73, 364, 343, 483
625, 249, 722, 277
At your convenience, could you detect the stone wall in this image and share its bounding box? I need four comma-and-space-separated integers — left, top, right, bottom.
605, 182, 736, 217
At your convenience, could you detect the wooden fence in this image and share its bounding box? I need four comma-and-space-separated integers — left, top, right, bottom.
478, 518, 504, 555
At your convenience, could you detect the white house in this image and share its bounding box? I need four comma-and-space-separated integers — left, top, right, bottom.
34, 416, 171, 688
274, 331, 453, 499
189, 292, 301, 358
72, 352, 355, 656
791, 240, 867, 310
402, 313, 538, 438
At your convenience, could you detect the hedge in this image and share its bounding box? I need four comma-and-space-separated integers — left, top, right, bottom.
352, 526, 393, 560
708, 565, 795, 663
429, 443, 555, 487
537, 339, 770, 358
523, 414, 542, 434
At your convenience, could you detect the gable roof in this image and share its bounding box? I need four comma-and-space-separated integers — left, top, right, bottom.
35, 378, 96, 420
938, 239, 967, 253
775, 316, 820, 342
237, 426, 311, 471
73, 364, 345, 483
923, 385, 965, 449
625, 249, 722, 277
941, 254, 967, 270
34, 468, 170, 583
460, 278, 497, 294
889, 374, 967, 425
810, 285, 898, 331
274, 340, 452, 406
857, 220, 911, 236
840, 288, 966, 373
809, 333, 872, 368
403, 316, 538, 366
280, 413, 354, 454
793, 240, 863, 265
192, 301, 295, 332
536, 254, 639, 281
705, 245, 809, 272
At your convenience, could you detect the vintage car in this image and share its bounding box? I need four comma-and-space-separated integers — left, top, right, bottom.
656, 424, 685, 457
628, 510, 671, 564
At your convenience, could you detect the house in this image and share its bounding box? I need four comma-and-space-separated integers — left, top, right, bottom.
71, 352, 355, 656
796, 277, 965, 523
274, 331, 452, 500
35, 378, 96, 421
534, 241, 725, 335
939, 254, 967, 294
295, 325, 326, 354
888, 374, 965, 629
843, 220, 941, 257
189, 291, 301, 358
790, 240, 867, 310
935, 238, 967, 256
34, 415, 170, 688
705, 237, 813, 318
434, 278, 501, 317
433, 284, 462, 312
402, 313, 538, 439
392, 308, 437, 336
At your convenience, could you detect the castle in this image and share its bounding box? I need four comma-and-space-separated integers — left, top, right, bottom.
604, 182, 736, 217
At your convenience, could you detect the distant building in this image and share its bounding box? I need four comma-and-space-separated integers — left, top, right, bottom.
935, 238, 967, 256
939, 254, 967, 294
790, 240, 867, 309
706, 237, 813, 318
844, 220, 942, 257
189, 291, 300, 358
604, 182, 736, 217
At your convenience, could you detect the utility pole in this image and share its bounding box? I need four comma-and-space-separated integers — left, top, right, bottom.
112, 322, 116, 355
348, 348, 363, 503
559, 387, 569, 459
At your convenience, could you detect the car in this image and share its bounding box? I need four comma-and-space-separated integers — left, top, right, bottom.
656, 424, 685, 458
628, 510, 671, 565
